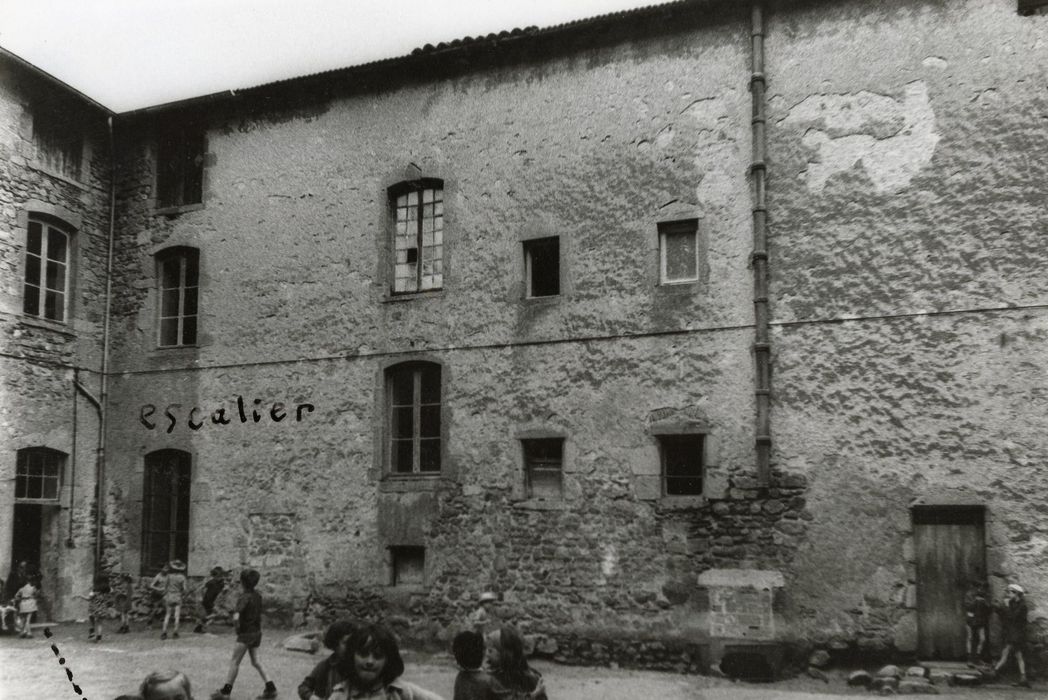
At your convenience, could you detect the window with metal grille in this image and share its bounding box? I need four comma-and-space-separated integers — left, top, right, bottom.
33, 110, 82, 180
157, 247, 199, 347
141, 450, 192, 575
658, 219, 699, 284
23, 217, 71, 323
391, 180, 443, 293
390, 546, 425, 586
524, 237, 560, 298
15, 448, 63, 502
157, 127, 204, 208
388, 362, 441, 475
522, 438, 563, 498
659, 434, 704, 496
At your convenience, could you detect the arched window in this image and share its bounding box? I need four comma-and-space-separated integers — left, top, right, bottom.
386, 361, 441, 474
15, 448, 64, 502
156, 247, 200, 347
23, 216, 72, 323
389, 179, 443, 294
142, 450, 192, 574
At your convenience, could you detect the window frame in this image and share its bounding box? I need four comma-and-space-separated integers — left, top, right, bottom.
523, 236, 561, 298
141, 449, 192, 575
15, 448, 64, 503
386, 361, 443, 477
521, 437, 564, 499
23, 216, 72, 324
156, 247, 200, 348
657, 433, 705, 497
389, 179, 444, 295
156, 126, 205, 210
658, 218, 700, 285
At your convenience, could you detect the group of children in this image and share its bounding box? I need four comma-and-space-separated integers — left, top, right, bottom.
964, 580, 1032, 687
71, 560, 231, 643
296, 618, 546, 700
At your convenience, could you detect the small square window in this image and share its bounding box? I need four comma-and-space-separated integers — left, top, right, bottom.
1019, 0, 1048, 15
157, 128, 205, 209
659, 434, 703, 496
523, 438, 563, 498
390, 546, 425, 586
524, 237, 560, 297
658, 219, 699, 284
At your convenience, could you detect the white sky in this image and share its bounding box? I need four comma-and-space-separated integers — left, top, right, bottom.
1, 0, 664, 112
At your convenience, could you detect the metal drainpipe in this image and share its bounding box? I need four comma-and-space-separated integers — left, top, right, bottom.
68, 369, 78, 547
95, 115, 117, 572
750, 1, 772, 486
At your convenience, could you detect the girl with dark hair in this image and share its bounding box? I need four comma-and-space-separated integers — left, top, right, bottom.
328, 623, 445, 700
483, 626, 547, 700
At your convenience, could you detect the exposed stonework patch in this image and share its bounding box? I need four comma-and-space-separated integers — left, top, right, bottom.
781, 81, 939, 194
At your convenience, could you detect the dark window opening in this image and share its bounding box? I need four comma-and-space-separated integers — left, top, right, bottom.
157, 128, 205, 208
388, 362, 441, 474
659, 434, 703, 496
523, 438, 563, 498
391, 546, 425, 586
1019, 0, 1048, 15
34, 109, 82, 180
141, 450, 192, 575
524, 237, 560, 297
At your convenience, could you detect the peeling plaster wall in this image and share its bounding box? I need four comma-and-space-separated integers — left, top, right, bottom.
0, 57, 112, 619
768, 0, 1048, 655
102, 15, 789, 648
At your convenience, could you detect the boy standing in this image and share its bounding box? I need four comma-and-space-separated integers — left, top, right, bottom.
211, 569, 277, 700
992, 583, 1030, 688
963, 580, 990, 666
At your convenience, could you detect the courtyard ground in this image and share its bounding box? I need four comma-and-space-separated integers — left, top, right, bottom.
0, 623, 1041, 699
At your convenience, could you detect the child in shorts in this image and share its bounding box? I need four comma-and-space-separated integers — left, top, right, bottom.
75, 572, 111, 642
14, 575, 40, 638
115, 573, 134, 633
210, 569, 277, 700
194, 567, 227, 634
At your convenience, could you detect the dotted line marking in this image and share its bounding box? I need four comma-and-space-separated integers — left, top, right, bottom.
44, 627, 89, 699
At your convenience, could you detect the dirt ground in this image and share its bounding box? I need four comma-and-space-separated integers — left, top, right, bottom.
0, 623, 1041, 700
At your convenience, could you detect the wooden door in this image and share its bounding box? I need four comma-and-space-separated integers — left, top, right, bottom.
913, 506, 985, 659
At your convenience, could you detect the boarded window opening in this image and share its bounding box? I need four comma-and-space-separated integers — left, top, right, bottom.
524, 237, 560, 297
391, 546, 425, 586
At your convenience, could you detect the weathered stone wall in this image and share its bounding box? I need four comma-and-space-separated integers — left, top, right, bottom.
0, 55, 112, 619
767, 0, 1048, 663
99, 9, 812, 660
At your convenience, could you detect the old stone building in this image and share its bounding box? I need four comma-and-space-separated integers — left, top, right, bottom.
3, 0, 1048, 671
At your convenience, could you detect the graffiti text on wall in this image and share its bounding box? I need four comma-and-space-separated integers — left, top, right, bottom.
140, 396, 316, 433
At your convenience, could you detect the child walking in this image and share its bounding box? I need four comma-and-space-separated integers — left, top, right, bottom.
152, 560, 188, 639
211, 569, 277, 700
75, 572, 111, 642
992, 583, 1031, 688
14, 575, 40, 638
194, 567, 227, 634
